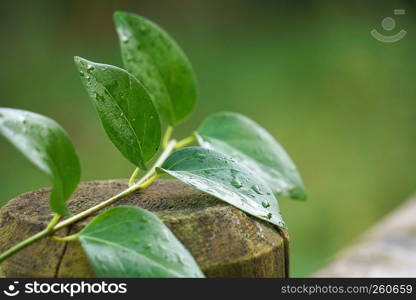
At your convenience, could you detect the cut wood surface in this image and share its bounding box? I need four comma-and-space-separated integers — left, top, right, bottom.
0, 179, 287, 278
315, 197, 416, 277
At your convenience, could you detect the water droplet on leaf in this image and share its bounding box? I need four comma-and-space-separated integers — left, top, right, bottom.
231, 177, 243, 188
262, 200, 270, 208
251, 184, 263, 195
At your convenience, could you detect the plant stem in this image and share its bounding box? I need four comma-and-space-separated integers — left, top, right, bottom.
0, 214, 60, 263
52, 234, 78, 242
0, 140, 177, 262
124, 139, 177, 192
0, 174, 160, 263
128, 167, 140, 187
54, 172, 160, 231
47, 214, 62, 230
128, 126, 174, 186
0, 230, 49, 263
54, 139, 176, 231
174, 134, 196, 150
162, 126, 174, 149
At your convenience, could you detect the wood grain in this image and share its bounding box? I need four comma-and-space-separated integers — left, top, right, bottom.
315, 198, 416, 277
0, 179, 287, 278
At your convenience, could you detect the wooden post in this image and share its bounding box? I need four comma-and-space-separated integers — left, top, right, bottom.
315, 198, 416, 277
0, 179, 288, 278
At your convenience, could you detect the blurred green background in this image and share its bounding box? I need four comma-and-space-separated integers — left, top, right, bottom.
0, 0, 415, 276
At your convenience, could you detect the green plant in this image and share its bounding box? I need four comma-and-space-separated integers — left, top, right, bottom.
0, 11, 306, 278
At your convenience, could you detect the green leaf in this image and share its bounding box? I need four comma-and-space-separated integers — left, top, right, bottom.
158, 147, 286, 228
75, 57, 161, 170
77, 206, 204, 278
196, 112, 306, 200
0, 108, 80, 216
114, 11, 197, 126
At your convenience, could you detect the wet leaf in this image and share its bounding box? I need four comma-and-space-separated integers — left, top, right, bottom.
0, 108, 80, 215
75, 57, 161, 169
77, 206, 204, 278
114, 11, 197, 126
158, 147, 286, 228
196, 112, 306, 200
